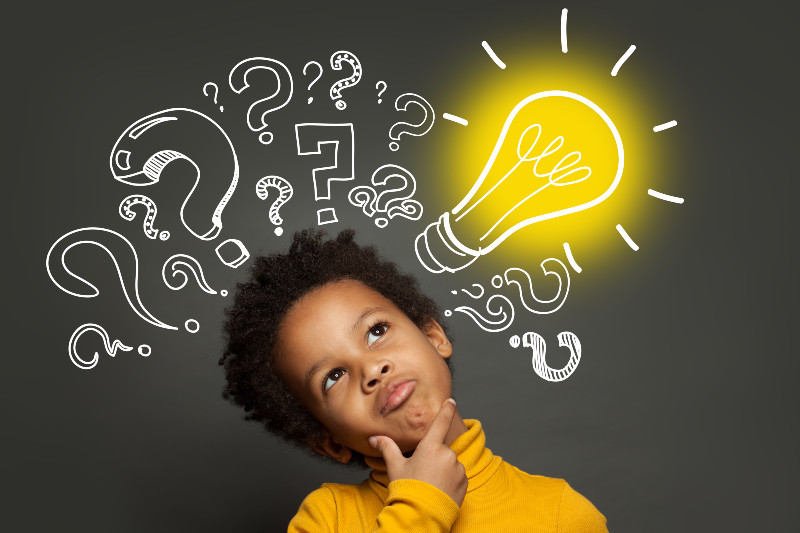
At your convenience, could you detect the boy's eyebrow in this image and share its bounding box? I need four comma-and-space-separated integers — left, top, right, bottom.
351, 306, 388, 333
305, 356, 331, 392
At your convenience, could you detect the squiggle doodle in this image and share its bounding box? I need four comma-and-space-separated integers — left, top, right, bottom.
228, 57, 294, 144
389, 93, 435, 151
162, 254, 225, 296
256, 176, 293, 236
329, 50, 362, 110
509, 331, 581, 382
68, 323, 150, 370
118, 194, 169, 240
348, 164, 423, 228
303, 61, 323, 104
46, 227, 177, 330
450, 283, 484, 299
445, 292, 515, 333
110, 108, 239, 241
503, 259, 570, 314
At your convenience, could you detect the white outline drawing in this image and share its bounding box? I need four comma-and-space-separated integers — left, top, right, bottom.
653, 120, 677, 132
119, 194, 169, 240
563, 242, 582, 273
616, 223, 639, 251
46, 227, 177, 330
228, 57, 294, 144
202, 82, 224, 112
162, 254, 219, 295
69, 323, 136, 370
110, 108, 239, 241
611, 45, 636, 76
561, 8, 569, 53
447, 293, 516, 333
215, 238, 250, 269
443, 113, 469, 126
509, 331, 582, 382
503, 259, 570, 315
295, 123, 355, 225
256, 176, 293, 236
415, 91, 623, 273
481, 41, 506, 69
648, 189, 684, 204
376, 81, 387, 104
303, 61, 323, 104
185, 319, 200, 333
329, 50, 362, 110
389, 93, 435, 151
348, 164, 423, 228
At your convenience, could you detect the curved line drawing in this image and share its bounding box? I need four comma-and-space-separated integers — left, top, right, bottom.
118, 194, 169, 240
461, 283, 484, 299
69, 323, 133, 370
504, 259, 570, 314
453, 294, 515, 333
616, 223, 639, 251
563, 243, 582, 273
648, 189, 684, 204
611, 45, 636, 76
521, 331, 582, 382
481, 40, 506, 69
162, 254, 217, 294
443, 113, 469, 126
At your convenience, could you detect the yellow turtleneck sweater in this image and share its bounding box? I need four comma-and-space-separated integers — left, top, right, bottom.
288, 419, 607, 532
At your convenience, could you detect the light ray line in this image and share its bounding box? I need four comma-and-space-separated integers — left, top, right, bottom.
648, 189, 685, 204
443, 113, 469, 126
653, 120, 677, 132
616, 224, 639, 251
561, 9, 568, 53
611, 45, 636, 76
481, 41, 506, 69
563, 243, 582, 273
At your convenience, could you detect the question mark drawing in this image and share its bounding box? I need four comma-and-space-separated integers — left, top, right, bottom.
509, 331, 582, 382
389, 93, 435, 151
119, 194, 169, 240
503, 259, 571, 315
303, 61, 323, 104
348, 164, 423, 228
68, 323, 151, 370
202, 82, 224, 112
110, 108, 239, 241
329, 50, 362, 110
376, 81, 387, 104
162, 254, 226, 296
46, 227, 177, 330
256, 176, 293, 236
228, 57, 293, 144
444, 284, 516, 333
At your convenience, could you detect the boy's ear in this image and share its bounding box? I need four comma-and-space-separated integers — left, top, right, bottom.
423, 318, 453, 359
311, 433, 353, 464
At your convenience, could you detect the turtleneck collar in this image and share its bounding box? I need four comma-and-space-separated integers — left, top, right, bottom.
365, 419, 502, 499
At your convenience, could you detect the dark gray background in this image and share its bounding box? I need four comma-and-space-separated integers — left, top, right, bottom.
5, 0, 798, 531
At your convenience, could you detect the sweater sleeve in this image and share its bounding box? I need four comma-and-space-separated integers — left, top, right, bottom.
556, 482, 608, 533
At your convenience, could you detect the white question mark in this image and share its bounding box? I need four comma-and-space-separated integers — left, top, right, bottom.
303, 61, 323, 104
508, 331, 582, 382
329, 50, 362, 110
389, 93, 435, 151
503, 260, 571, 315
228, 57, 294, 145
376, 81, 387, 104
255, 175, 294, 236
202, 82, 224, 112
445, 292, 516, 333
118, 194, 170, 240
162, 254, 226, 296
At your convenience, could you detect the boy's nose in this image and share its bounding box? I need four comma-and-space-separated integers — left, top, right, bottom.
362, 360, 392, 391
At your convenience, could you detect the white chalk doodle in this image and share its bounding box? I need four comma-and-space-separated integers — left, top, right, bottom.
509, 331, 582, 382
329, 50, 362, 110
389, 93, 435, 151
295, 123, 355, 225
348, 164, 423, 228
443, 113, 468, 126
648, 189, 684, 204
228, 57, 294, 144
616, 223, 639, 251
303, 61, 323, 104
445, 293, 515, 333
202, 82, 224, 112
611, 45, 636, 76
68, 323, 150, 370
185, 319, 200, 333
118, 194, 169, 240
563, 242, 582, 273
256, 176, 293, 236
46, 227, 177, 330
481, 41, 506, 69
503, 259, 570, 314
110, 108, 239, 241
215, 238, 250, 269
162, 254, 220, 295
561, 8, 569, 53
375, 81, 387, 104
653, 120, 677, 132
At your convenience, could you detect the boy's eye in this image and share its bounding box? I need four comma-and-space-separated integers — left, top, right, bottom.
323, 368, 346, 392
367, 323, 388, 346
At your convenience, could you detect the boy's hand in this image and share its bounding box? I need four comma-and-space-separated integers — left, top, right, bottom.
369, 398, 468, 506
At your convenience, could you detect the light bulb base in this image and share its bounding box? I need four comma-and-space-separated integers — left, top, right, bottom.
414, 212, 480, 273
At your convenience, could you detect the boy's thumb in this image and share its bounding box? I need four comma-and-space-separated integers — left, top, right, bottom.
369, 435, 403, 469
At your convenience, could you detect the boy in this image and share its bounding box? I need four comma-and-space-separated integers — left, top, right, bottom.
219, 229, 607, 532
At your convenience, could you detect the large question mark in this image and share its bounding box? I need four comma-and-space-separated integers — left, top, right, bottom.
303, 61, 323, 104
509, 331, 582, 382
503, 259, 571, 315
376, 81, 387, 104
118, 194, 169, 240
228, 57, 293, 144
329, 50, 362, 110
348, 164, 423, 228
255, 176, 293, 236
162, 254, 226, 296
389, 93, 435, 151
68, 323, 150, 370
202, 82, 224, 112
295, 123, 355, 225
46, 227, 178, 330
110, 108, 239, 241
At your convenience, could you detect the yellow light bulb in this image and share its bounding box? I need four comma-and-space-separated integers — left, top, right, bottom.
416, 90, 624, 273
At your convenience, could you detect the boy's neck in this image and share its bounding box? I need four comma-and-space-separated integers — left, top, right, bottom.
445, 409, 469, 446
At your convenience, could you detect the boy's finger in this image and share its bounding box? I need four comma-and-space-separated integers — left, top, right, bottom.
421, 398, 457, 445
369, 435, 404, 470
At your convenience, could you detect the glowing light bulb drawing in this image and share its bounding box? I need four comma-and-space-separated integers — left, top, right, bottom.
416, 90, 624, 273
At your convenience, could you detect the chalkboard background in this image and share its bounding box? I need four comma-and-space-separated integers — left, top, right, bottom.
7, 0, 798, 531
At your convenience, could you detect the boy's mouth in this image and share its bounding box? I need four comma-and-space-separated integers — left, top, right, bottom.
379, 379, 416, 415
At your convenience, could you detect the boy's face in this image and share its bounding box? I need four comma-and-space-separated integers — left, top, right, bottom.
274, 279, 454, 460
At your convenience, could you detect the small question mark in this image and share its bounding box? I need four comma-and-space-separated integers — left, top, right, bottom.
68, 323, 151, 370
202, 82, 224, 112
389, 93, 436, 151
445, 291, 516, 333
509, 331, 582, 382
118, 194, 169, 240
46, 227, 178, 330
376, 81, 387, 104
255, 175, 293, 236
228, 57, 294, 144
329, 50, 362, 110
162, 254, 226, 296
303, 61, 323, 104
348, 164, 423, 228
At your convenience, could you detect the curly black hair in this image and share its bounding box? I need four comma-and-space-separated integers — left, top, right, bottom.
218, 229, 451, 466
